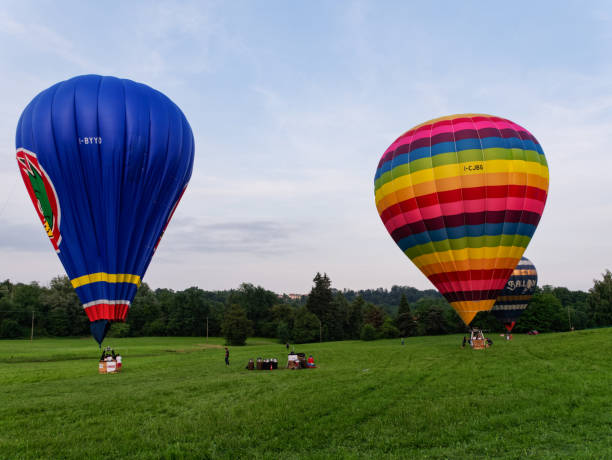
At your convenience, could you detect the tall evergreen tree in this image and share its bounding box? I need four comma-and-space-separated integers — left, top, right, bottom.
306, 273, 333, 319
305, 272, 337, 340
363, 303, 386, 330
397, 293, 410, 316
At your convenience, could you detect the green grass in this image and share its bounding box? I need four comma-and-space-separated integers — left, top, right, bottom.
1, 330, 611, 459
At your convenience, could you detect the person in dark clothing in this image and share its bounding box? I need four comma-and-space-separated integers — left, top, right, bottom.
224, 347, 230, 366
462, 336, 467, 348
100, 346, 112, 361
285, 343, 290, 351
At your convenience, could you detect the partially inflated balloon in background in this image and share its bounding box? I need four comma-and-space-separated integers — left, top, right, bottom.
16, 75, 194, 344
374, 114, 548, 325
491, 256, 537, 332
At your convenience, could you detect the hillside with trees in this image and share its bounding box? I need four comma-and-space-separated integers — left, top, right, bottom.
0, 270, 610, 343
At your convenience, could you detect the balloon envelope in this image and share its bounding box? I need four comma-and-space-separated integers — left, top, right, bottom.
374, 114, 548, 325
491, 256, 537, 332
16, 75, 194, 344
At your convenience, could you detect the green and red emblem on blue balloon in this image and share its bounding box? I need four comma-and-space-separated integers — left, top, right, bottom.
16, 149, 62, 252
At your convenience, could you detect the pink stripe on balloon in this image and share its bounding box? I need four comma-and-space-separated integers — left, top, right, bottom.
439, 201, 465, 216
435, 278, 510, 294
418, 204, 444, 220
383, 212, 419, 233
463, 199, 486, 213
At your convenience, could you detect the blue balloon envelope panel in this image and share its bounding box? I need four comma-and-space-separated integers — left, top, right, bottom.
491, 256, 538, 332
16, 75, 194, 344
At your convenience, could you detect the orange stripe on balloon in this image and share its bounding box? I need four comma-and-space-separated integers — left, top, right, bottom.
418, 257, 521, 277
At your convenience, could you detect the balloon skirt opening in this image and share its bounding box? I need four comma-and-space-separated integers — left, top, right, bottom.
91, 320, 111, 346
451, 299, 496, 325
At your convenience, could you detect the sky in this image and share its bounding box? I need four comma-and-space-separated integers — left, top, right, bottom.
0, 1, 611, 294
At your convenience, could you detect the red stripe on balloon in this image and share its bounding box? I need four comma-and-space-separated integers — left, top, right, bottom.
85, 303, 129, 322
428, 268, 514, 284
380, 185, 547, 222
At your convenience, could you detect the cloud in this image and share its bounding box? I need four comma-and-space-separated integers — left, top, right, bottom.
158, 218, 305, 257
0, 223, 51, 252
0, 10, 95, 70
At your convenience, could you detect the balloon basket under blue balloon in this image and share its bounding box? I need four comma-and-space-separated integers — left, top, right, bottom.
98, 360, 122, 374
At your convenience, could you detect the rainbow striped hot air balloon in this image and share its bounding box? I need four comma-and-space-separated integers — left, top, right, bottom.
374, 114, 549, 325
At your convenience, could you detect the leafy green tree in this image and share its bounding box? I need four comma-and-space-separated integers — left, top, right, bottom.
396, 311, 418, 337
325, 292, 347, 341
228, 283, 278, 337
41, 277, 87, 336
0, 279, 12, 299
514, 292, 567, 333
143, 319, 166, 336
270, 303, 294, 323
206, 301, 226, 336
277, 321, 291, 344
588, 270, 612, 327
166, 287, 210, 336
292, 306, 320, 343
363, 303, 386, 330
0, 319, 23, 338
471, 310, 502, 332
128, 283, 162, 336
221, 304, 253, 346
345, 296, 364, 340
107, 322, 130, 338
380, 317, 400, 338
416, 302, 448, 335
47, 307, 70, 336
360, 323, 377, 341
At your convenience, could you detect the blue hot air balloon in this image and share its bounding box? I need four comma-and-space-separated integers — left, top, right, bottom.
16, 75, 194, 344
491, 256, 538, 332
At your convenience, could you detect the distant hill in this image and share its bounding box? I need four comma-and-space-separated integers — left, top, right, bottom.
338, 285, 442, 315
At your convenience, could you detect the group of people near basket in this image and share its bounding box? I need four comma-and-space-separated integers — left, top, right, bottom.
286, 352, 316, 369
243, 350, 316, 370
99, 346, 122, 372
462, 329, 493, 349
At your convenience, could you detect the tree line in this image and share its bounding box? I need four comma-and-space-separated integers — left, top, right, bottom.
0, 270, 611, 344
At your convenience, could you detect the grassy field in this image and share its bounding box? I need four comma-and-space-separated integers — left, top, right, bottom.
0, 330, 611, 459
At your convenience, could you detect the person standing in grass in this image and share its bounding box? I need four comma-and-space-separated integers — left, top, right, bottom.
225, 347, 230, 366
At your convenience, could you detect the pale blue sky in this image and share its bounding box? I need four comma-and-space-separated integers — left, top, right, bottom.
1, 1, 611, 293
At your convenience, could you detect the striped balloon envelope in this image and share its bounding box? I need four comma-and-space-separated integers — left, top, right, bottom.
374, 114, 549, 325
491, 256, 537, 332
